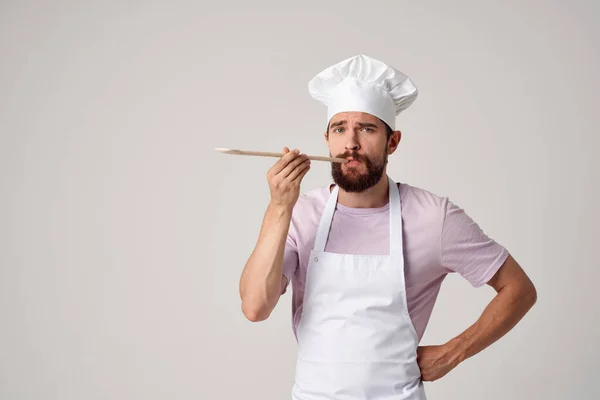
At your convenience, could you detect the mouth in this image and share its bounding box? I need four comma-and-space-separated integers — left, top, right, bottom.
345, 158, 362, 167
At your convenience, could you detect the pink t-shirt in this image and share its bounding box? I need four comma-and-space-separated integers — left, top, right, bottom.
281, 181, 509, 342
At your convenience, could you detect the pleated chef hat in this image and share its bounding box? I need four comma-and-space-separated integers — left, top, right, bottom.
308, 54, 418, 131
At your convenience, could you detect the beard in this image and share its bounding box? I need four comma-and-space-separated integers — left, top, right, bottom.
331, 148, 388, 193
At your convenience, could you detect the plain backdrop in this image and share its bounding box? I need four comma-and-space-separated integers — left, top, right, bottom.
1, 1, 599, 399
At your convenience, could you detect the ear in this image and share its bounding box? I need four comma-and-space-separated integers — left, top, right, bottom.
387, 130, 402, 154
324, 131, 329, 143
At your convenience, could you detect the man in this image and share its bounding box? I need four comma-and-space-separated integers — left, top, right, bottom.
238, 54, 537, 399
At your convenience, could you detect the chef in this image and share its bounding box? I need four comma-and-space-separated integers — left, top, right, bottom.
238, 54, 537, 399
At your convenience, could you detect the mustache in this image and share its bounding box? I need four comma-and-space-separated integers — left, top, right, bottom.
335, 151, 365, 161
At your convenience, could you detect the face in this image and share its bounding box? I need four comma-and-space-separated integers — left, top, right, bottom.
325, 112, 400, 193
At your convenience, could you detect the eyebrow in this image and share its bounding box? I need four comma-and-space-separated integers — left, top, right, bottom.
329, 121, 379, 129
357, 122, 379, 129
329, 120, 347, 129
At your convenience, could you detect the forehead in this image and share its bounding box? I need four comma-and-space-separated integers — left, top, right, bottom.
329, 111, 382, 125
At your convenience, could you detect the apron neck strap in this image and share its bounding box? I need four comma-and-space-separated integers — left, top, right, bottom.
314, 175, 404, 258
313, 184, 339, 252
388, 176, 403, 260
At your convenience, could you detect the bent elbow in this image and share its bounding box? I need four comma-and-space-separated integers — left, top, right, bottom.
241, 302, 271, 322
521, 279, 538, 310
528, 284, 538, 307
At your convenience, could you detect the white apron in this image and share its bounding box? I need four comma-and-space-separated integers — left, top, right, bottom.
291, 175, 426, 400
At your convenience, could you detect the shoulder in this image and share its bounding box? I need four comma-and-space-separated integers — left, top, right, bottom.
287, 185, 330, 235
293, 185, 330, 214
398, 181, 450, 215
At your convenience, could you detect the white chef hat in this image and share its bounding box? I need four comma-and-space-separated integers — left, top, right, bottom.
308, 54, 418, 131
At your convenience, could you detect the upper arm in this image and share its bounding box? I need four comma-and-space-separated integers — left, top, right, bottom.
441, 199, 510, 288
280, 275, 290, 295
281, 232, 299, 295
486, 253, 537, 301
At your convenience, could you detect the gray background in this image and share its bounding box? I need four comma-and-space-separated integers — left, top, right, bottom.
1, 1, 599, 399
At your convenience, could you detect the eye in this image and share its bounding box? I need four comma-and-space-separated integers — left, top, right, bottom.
361, 127, 373, 132
333, 127, 345, 133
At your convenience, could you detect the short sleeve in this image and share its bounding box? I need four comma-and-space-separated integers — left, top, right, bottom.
281, 233, 299, 295
441, 199, 509, 287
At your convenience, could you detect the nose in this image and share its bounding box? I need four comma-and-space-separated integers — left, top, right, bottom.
345, 131, 360, 152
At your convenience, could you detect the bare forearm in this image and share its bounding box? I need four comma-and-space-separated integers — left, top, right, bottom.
238, 147, 311, 321
239, 202, 293, 321
417, 256, 536, 382
448, 282, 537, 364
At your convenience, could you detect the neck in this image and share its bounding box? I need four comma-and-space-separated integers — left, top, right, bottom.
332, 172, 390, 209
